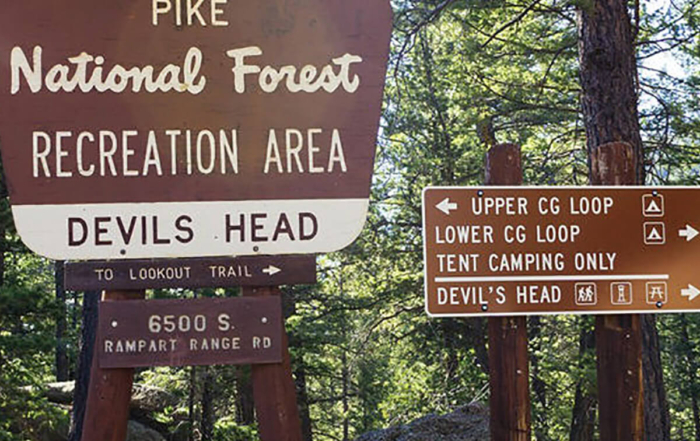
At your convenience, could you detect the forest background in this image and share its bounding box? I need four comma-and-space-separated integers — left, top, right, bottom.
2, 0, 700, 440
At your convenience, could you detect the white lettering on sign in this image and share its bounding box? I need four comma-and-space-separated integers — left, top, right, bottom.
435, 225, 494, 244
471, 197, 528, 216
152, 0, 230, 27
263, 128, 347, 174
209, 265, 253, 278
32, 129, 239, 178
226, 46, 362, 94
128, 266, 192, 281
488, 253, 565, 272
11, 46, 206, 95
516, 285, 562, 304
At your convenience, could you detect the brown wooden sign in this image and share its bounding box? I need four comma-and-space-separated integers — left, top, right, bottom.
66, 255, 316, 290
98, 297, 283, 368
0, 0, 392, 260
423, 186, 700, 316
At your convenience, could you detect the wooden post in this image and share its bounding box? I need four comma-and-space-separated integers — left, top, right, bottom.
81, 290, 145, 441
591, 141, 644, 441
243, 286, 303, 441
485, 143, 531, 441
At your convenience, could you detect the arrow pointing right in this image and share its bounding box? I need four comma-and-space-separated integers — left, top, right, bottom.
262, 265, 281, 276
679, 225, 699, 242
682, 284, 700, 301
436, 198, 458, 215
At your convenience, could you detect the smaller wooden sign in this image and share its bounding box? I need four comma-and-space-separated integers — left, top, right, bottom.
98, 297, 283, 368
65, 255, 316, 290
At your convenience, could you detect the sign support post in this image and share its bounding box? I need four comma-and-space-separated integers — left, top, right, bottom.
591, 142, 644, 441
244, 286, 303, 441
81, 290, 146, 441
485, 144, 531, 441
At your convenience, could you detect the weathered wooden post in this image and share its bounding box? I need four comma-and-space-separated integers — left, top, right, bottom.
244, 286, 303, 441
81, 290, 146, 441
591, 141, 644, 441
485, 143, 531, 441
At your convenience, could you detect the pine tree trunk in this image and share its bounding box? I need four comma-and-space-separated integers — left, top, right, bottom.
201, 367, 215, 441
642, 315, 671, 441
235, 366, 256, 425
578, 2, 669, 439
68, 291, 100, 441
679, 315, 700, 441
294, 361, 313, 441
55, 260, 69, 382
528, 317, 548, 440
342, 347, 349, 441
0, 210, 5, 287
286, 295, 313, 441
578, 0, 643, 182
570, 320, 596, 441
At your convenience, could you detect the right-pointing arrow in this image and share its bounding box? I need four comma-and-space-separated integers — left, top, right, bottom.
679, 225, 699, 242
682, 284, 700, 301
436, 198, 458, 215
262, 265, 281, 276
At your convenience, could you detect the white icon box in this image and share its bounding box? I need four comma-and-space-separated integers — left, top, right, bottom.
643, 194, 665, 217
644, 222, 666, 245
611, 282, 633, 305
646, 282, 668, 305
575, 283, 598, 306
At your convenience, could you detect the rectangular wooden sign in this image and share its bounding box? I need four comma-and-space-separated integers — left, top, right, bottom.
65, 255, 316, 290
98, 297, 283, 368
423, 186, 700, 316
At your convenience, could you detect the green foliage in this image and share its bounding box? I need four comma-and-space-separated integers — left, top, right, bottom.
213, 417, 258, 441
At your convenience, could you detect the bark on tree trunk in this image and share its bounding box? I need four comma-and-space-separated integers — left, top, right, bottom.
642, 315, 671, 441
68, 291, 100, 441
578, 2, 669, 440
678, 314, 700, 441
569, 319, 596, 441
0, 211, 5, 287
235, 366, 256, 425
55, 260, 69, 382
578, 0, 643, 183
286, 295, 313, 441
528, 317, 548, 440
342, 346, 349, 441
201, 367, 215, 441
294, 363, 313, 441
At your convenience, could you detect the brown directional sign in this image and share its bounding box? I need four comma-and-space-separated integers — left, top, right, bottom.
0, 0, 392, 260
65, 255, 316, 291
98, 297, 283, 368
423, 186, 700, 316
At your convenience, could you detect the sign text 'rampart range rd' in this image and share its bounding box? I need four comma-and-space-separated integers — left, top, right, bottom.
98, 296, 283, 368
0, 0, 392, 260
423, 187, 700, 316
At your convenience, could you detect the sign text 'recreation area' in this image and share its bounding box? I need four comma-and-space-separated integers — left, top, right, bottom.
423, 187, 700, 316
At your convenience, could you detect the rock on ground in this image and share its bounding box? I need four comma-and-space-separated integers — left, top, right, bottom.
355, 403, 489, 441
126, 420, 166, 441
33, 381, 177, 412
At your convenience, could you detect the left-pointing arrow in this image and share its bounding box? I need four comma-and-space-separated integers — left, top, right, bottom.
263, 265, 281, 276
436, 198, 458, 215
682, 284, 700, 301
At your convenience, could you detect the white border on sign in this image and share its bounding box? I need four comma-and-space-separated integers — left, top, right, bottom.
13, 198, 369, 260
421, 185, 700, 318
